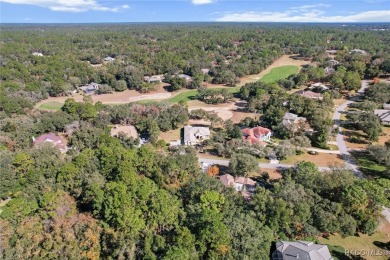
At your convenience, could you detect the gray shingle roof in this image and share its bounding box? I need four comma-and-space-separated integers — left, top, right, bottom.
374, 109, 390, 123
273, 241, 333, 260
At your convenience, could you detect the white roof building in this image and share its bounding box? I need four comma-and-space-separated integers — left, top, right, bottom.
104, 56, 115, 62
32, 52, 44, 56
309, 82, 329, 91
183, 125, 210, 145
350, 49, 367, 55
177, 74, 192, 82
144, 75, 164, 83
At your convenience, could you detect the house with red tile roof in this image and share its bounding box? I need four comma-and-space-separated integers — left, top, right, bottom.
32, 133, 67, 153
241, 126, 271, 146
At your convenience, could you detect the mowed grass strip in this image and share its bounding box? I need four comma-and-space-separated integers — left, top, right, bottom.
167, 86, 241, 103
38, 101, 63, 111
319, 232, 390, 260
259, 65, 299, 83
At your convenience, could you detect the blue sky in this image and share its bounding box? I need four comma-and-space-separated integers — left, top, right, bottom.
1, 0, 389, 23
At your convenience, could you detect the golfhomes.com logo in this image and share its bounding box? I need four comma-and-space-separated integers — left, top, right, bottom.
345, 249, 390, 257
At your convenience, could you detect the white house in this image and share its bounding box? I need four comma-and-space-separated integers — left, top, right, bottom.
350, 49, 367, 55
309, 82, 329, 91
104, 56, 115, 62
144, 75, 164, 83
183, 125, 210, 145
177, 74, 192, 82
32, 52, 44, 57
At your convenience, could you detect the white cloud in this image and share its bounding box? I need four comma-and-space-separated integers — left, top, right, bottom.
192, 0, 215, 5
216, 5, 390, 23
0, 0, 129, 12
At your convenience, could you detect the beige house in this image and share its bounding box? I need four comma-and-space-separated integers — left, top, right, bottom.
219, 174, 257, 198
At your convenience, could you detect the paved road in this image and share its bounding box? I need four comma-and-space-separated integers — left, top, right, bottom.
332, 80, 369, 178
198, 158, 330, 172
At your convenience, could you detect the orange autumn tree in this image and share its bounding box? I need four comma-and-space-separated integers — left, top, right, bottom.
207, 165, 219, 177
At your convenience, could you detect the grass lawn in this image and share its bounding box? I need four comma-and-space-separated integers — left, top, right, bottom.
167, 86, 241, 103
167, 90, 198, 103
38, 101, 63, 111
319, 231, 390, 260
259, 65, 299, 83
350, 150, 387, 177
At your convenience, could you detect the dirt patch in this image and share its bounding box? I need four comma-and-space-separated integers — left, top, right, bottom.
333, 98, 348, 106
281, 153, 345, 167
251, 168, 282, 180
231, 111, 258, 124
35, 83, 173, 108
110, 125, 138, 139
341, 128, 369, 150
158, 129, 181, 143
187, 101, 238, 121
375, 126, 390, 146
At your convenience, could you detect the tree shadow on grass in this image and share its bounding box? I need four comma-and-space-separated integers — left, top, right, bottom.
373, 241, 390, 250
350, 150, 388, 178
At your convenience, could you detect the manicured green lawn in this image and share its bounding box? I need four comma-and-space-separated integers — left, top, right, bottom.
259, 65, 299, 83
167, 90, 198, 103
38, 101, 63, 111
167, 86, 241, 103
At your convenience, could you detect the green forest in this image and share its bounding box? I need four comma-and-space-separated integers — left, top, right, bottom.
1, 23, 390, 259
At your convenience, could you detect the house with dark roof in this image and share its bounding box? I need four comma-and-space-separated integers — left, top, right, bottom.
32, 133, 67, 153
374, 109, 390, 125
79, 82, 99, 95
272, 241, 333, 260
219, 174, 257, 198
241, 126, 271, 146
